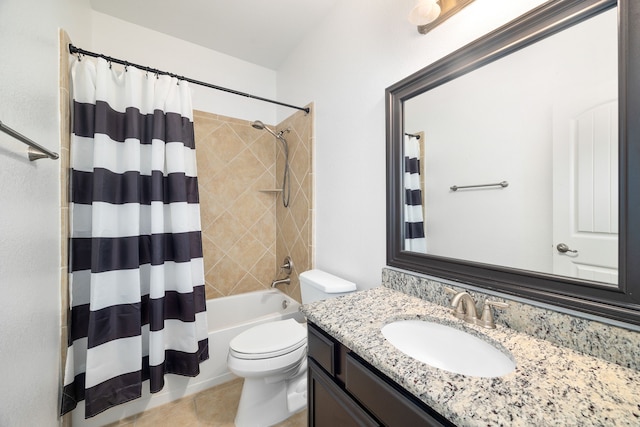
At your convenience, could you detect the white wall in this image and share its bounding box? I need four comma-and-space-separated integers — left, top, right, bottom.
90, 12, 279, 124
0, 0, 92, 426
276, 0, 555, 288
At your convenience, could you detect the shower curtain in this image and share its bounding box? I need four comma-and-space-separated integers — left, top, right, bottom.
404, 135, 426, 252
61, 57, 208, 418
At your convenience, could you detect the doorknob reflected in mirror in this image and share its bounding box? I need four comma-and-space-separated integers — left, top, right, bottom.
556, 243, 578, 254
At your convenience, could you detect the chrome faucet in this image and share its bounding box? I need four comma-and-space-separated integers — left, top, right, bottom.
271, 256, 293, 288
271, 277, 291, 288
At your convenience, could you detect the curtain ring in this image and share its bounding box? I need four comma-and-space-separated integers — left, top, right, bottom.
108, 60, 112, 69
124, 61, 129, 72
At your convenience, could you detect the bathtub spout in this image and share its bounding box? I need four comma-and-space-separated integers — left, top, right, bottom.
271, 278, 291, 288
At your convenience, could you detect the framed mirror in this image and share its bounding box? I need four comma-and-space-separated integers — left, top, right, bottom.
386, 0, 640, 326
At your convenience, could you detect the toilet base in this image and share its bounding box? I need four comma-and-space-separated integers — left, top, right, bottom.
234, 369, 307, 427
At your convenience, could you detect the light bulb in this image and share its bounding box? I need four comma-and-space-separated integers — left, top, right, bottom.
408, 0, 441, 26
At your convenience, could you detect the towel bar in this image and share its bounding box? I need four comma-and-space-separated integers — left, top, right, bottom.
0, 120, 59, 161
450, 181, 508, 191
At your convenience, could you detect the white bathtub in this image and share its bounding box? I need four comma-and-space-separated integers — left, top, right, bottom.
72, 289, 304, 427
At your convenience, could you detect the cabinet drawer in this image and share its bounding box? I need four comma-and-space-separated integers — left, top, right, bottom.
308, 323, 336, 375
345, 354, 453, 427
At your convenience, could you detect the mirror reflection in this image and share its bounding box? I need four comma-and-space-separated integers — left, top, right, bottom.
403, 8, 618, 284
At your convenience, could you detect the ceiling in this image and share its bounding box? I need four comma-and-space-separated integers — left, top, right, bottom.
89, 0, 341, 70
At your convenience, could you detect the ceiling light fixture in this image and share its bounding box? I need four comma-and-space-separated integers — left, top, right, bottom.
409, 0, 476, 35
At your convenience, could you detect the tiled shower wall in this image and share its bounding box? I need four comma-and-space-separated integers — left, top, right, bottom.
194, 112, 278, 299
275, 110, 315, 302
194, 108, 314, 302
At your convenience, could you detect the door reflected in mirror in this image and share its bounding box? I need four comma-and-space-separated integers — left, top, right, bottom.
403, 8, 618, 284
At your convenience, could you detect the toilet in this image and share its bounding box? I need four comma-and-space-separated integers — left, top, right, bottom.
227, 269, 357, 427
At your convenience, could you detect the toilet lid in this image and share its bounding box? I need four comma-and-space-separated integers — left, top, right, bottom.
229, 318, 307, 360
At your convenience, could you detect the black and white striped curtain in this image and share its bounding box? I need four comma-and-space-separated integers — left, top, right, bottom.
404, 135, 427, 252
61, 57, 208, 418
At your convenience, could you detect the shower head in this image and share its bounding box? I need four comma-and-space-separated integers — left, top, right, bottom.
251, 120, 266, 130
251, 120, 279, 138
251, 120, 292, 140
251, 119, 291, 208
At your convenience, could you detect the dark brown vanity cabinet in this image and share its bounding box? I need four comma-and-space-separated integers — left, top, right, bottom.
307, 322, 455, 427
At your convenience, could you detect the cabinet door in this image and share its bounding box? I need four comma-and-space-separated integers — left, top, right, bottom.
308, 323, 337, 375
308, 359, 379, 427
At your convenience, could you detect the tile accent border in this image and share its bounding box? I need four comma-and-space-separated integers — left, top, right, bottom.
59, 28, 72, 427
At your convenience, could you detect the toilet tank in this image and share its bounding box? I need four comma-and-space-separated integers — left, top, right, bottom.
299, 269, 357, 304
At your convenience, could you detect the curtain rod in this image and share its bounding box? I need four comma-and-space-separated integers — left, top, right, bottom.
68, 44, 310, 114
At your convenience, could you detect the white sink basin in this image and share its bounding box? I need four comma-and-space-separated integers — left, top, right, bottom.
381, 320, 516, 378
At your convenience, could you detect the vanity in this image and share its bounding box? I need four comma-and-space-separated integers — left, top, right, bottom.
302, 285, 640, 426
307, 321, 453, 426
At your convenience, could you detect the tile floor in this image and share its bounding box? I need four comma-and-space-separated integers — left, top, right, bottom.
105, 378, 307, 427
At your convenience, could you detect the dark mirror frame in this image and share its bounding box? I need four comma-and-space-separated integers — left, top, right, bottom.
386, 0, 640, 326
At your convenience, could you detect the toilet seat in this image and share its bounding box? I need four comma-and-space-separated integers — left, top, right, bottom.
229, 318, 307, 360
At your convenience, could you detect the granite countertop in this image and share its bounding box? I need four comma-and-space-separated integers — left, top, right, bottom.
300, 286, 640, 427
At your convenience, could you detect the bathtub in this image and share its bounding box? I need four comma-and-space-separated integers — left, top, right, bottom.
72, 289, 304, 427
